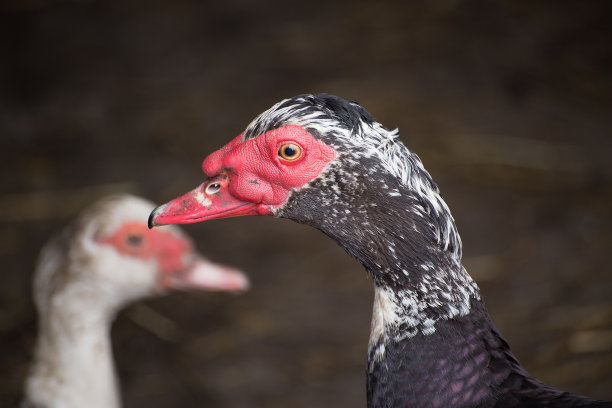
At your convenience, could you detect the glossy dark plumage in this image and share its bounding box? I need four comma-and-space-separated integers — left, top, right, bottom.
263, 95, 611, 408
367, 299, 610, 407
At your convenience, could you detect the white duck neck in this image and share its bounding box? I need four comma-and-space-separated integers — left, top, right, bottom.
25, 285, 121, 408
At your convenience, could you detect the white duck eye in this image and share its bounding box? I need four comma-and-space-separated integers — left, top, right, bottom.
125, 234, 144, 247
205, 182, 221, 195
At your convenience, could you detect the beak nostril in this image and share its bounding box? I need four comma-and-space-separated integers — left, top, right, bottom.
205, 182, 221, 195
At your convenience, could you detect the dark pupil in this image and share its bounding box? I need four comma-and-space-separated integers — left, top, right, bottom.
283, 145, 296, 157
126, 234, 143, 246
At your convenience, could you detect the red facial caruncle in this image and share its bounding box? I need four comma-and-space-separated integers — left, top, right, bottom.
98, 222, 191, 274
98, 222, 249, 291
149, 125, 336, 227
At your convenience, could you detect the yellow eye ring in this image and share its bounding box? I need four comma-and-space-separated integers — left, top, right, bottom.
278, 143, 302, 161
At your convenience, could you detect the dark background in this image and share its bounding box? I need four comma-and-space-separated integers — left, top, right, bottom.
1, 0, 611, 406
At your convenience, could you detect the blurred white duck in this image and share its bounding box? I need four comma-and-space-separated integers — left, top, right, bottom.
23, 195, 249, 408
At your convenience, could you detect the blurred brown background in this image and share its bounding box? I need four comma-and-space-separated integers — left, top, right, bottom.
1, 0, 611, 406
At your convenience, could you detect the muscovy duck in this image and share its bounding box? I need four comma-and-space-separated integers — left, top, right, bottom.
24, 195, 248, 408
149, 94, 611, 407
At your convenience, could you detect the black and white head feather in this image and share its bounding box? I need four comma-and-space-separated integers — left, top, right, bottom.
244, 94, 462, 258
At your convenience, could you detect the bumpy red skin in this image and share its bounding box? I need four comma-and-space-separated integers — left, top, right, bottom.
204, 125, 336, 210
150, 125, 336, 226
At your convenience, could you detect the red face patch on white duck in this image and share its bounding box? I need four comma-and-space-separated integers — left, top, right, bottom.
98, 222, 248, 291
149, 125, 336, 227
99, 222, 191, 273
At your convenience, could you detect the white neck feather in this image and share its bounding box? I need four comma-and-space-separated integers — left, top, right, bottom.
25, 285, 120, 408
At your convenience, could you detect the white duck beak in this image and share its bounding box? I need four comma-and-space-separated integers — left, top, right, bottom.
160, 257, 249, 293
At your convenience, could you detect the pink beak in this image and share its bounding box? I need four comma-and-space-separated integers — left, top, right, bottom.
161, 256, 249, 292
148, 174, 262, 228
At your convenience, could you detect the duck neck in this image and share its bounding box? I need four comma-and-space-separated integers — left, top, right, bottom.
367, 260, 482, 359
25, 286, 120, 408
279, 159, 485, 357
282, 161, 482, 335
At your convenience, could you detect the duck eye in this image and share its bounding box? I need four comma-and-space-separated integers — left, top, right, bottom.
126, 234, 144, 247
205, 182, 221, 194
278, 143, 302, 161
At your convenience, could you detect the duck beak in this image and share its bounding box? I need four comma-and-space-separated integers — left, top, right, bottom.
148, 176, 260, 228
161, 256, 249, 292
